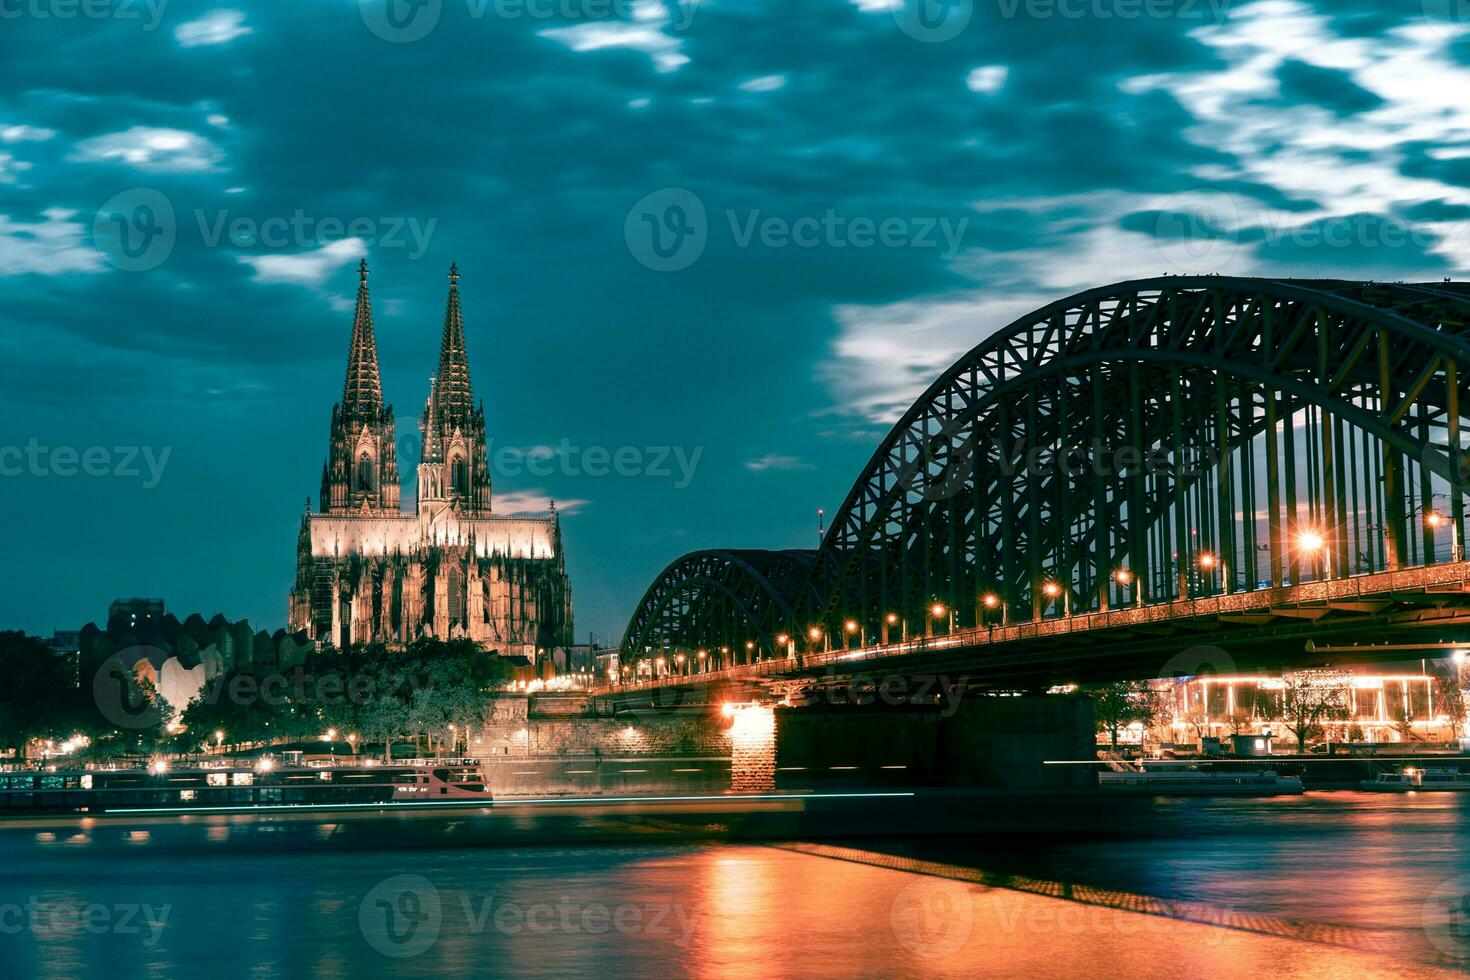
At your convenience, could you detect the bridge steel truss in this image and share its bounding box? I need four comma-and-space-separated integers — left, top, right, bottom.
620, 549, 815, 668
619, 277, 1470, 669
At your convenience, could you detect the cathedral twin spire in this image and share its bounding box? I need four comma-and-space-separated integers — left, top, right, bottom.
322, 259, 490, 517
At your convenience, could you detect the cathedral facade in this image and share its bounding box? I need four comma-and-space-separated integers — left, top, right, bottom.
289, 261, 573, 658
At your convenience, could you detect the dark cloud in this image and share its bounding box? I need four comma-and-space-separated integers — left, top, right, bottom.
0, 0, 1463, 638
1273, 59, 1383, 117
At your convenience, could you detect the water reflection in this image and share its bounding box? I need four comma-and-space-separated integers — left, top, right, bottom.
0, 793, 1467, 977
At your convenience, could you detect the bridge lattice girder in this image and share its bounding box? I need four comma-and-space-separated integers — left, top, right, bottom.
621, 276, 1470, 666
620, 549, 815, 665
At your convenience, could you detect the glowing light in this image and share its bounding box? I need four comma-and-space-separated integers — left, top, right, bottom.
1114, 568, 1133, 585
930, 603, 947, 618
720, 702, 736, 718
1428, 512, 1446, 528
149, 759, 168, 775
981, 593, 999, 608
844, 619, 858, 634
1198, 552, 1216, 569
885, 613, 898, 625
1297, 530, 1325, 553
256, 757, 275, 772
745, 641, 755, 650
1042, 581, 1061, 598
807, 626, 823, 641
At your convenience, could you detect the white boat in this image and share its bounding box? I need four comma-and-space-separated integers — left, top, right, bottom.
1360, 767, 1470, 792
1099, 763, 1303, 796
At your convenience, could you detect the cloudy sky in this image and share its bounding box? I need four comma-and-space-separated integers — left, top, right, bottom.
3, 0, 1470, 640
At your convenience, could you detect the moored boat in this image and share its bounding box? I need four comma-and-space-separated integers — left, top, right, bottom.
1099, 763, 1304, 796
1360, 767, 1470, 792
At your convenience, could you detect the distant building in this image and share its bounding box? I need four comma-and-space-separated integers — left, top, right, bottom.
1166, 670, 1456, 744
288, 262, 573, 659
45, 631, 81, 657
108, 598, 164, 630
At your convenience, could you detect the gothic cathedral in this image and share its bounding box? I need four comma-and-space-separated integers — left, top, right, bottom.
289, 261, 573, 658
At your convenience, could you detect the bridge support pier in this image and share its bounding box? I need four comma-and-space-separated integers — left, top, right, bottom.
774, 694, 1095, 789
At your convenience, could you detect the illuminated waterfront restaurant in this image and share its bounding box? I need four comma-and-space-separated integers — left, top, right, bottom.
1164, 671, 1457, 745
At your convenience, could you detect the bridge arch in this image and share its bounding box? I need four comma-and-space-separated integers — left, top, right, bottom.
622, 276, 1470, 664
618, 549, 814, 668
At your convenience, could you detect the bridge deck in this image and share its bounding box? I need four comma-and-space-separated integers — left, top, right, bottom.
598, 561, 1470, 698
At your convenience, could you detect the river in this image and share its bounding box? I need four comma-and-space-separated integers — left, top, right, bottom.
1, 791, 1467, 978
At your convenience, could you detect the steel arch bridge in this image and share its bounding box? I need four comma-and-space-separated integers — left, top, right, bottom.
621, 549, 815, 666
618, 276, 1470, 673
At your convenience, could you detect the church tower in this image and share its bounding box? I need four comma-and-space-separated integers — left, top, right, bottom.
417, 263, 492, 515
321, 260, 400, 515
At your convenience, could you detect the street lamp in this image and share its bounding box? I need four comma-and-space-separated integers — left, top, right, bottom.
1196, 552, 1225, 595
929, 602, 953, 635
808, 625, 828, 653
981, 592, 1007, 627
1041, 580, 1070, 616
745, 639, 756, 663
1296, 528, 1331, 581
776, 633, 793, 658
1112, 567, 1140, 608
214, 730, 224, 753
844, 619, 862, 647
884, 611, 905, 644
1426, 510, 1464, 562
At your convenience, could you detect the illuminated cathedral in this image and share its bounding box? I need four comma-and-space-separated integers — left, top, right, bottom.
289, 261, 573, 658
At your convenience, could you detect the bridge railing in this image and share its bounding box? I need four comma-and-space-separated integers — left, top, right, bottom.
598, 560, 1470, 695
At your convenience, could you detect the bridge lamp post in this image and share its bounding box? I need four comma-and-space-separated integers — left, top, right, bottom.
676, 652, 687, 676
884, 612, 905, 644
929, 602, 953, 636
1296, 530, 1330, 581
1112, 568, 1141, 608
745, 639, 755, 663
981, 593, 1006, 627
1426, 511, 1463, 563
1196, 552, 1224, 595
776, 633, 793, 658
808, 625, 829, 654
655, 655, 666, 679
1041, 580, 1069, 617
844, 619, 863, 647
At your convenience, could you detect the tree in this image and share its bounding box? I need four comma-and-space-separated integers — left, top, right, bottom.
0, 632, 74, 758
1181, 709, 1211, 746
1089, 681, 1164, 752
1274, 672, 1350, 752
1429, 660, 1467, 741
